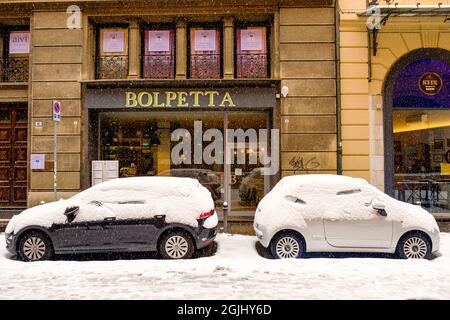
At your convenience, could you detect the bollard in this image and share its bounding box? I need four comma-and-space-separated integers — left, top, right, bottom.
223, 201, 229, 234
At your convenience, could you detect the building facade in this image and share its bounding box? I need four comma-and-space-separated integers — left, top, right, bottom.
0, 0, 339, 218
340, 0, 450, 217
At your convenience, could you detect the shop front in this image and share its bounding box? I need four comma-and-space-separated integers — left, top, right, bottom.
384, 49, 450, 216
83, 81, 279, 218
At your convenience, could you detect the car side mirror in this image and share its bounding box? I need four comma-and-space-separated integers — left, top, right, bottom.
64, 206, 79, 223
372, 200, 387, 217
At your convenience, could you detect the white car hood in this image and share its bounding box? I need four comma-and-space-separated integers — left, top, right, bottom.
6, 199, 71, 235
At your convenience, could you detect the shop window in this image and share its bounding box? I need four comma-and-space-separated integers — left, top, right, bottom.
96, 27, 129, 79
142, 27, 175, 79
236, 26, 268, 78
392, 58, 450, 214
1, 29, 30, 82
189, 26, 221, 79
97, 110, 270, 215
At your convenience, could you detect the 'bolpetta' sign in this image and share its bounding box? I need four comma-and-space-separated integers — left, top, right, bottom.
85, 87, 276, 109
125, 90, 235, 108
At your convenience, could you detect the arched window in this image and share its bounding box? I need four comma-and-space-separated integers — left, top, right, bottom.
393, 58, 450, 108
385, 50, 450, 215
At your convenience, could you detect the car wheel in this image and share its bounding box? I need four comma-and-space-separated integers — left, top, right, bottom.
18, 231, 54, 262
159, 230, 195, 259
270, 232, 304, 259
397, 232, 431, 259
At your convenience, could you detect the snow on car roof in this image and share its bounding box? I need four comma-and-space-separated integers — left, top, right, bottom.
281, 174, 367, 186
92, 176, 201, 190
278, 174, 368, 195
71, 176, 201, 200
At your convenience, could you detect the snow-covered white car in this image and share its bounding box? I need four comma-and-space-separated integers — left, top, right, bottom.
5, 177, 218, 261
254, 175, 440, 260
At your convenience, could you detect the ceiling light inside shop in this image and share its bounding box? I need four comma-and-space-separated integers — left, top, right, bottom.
405, 113, 428, 125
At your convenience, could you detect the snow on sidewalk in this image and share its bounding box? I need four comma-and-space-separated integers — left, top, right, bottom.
0, 232, 449, 300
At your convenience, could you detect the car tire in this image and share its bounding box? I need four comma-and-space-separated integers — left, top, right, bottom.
270, 232, 304, 259
396, 232, 431, 260
18, 231, 54, 262
159, 230, 195, 260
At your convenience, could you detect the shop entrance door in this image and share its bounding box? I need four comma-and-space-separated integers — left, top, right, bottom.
0, 104, 28, 208
224, 112, 270, 218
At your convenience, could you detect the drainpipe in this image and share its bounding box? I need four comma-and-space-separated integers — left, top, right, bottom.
335, 0, 343, 175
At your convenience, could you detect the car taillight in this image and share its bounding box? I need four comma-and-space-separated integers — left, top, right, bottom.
198, 209, 214, 220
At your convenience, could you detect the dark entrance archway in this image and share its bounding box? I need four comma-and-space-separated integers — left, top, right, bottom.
383, 48, 450, 213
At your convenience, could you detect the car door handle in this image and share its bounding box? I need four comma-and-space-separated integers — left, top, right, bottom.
327, 218, 338, 222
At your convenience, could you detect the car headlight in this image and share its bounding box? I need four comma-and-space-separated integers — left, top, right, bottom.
5, 233, 13, 244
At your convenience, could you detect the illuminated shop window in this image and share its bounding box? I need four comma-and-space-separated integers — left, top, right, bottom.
189, 26, 221, 79
392, 58, 450, 214
142, 27, 175, 79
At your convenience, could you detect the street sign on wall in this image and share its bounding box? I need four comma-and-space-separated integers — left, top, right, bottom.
52, 100, 61, 121
30, 154, 45, 170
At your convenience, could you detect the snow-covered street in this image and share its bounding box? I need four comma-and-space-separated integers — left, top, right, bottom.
0, 232, 450, 300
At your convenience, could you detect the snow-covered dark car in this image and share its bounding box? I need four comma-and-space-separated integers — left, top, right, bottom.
5, 177, 218, 261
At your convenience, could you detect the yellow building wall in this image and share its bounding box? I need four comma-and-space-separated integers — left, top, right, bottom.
340, 0, 450, 190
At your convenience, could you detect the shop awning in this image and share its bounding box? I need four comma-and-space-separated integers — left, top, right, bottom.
358, 4, 450, 17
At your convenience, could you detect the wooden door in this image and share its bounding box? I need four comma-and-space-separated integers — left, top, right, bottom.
0, 104, 28, 207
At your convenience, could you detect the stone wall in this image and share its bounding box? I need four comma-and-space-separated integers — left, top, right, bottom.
279, 7, 337, 177
28, 11, 83, 205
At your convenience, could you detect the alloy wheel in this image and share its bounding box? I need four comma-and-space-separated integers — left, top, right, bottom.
403, 236, 428, 259
22, 236, 46, 261
164, 235, 189, 259
276, 236, 300, 259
